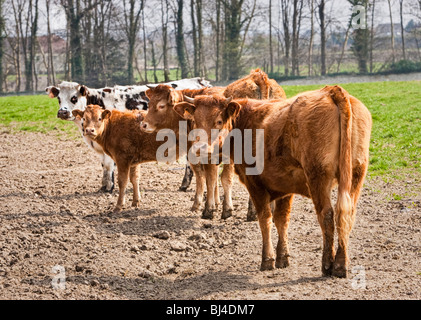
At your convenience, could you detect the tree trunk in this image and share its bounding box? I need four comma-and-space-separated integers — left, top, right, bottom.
399, 0, 406, 60
150, 37, 158, 83
215, 0, 221, 81
370, 0, 376, 73
269, 0, 273, 74
0, 0, 4, 93
318, 0, 326, 75
142, 6, 148, 83
196, 0, 205, 77
387, 0, 395, 63
191, 0, 198, 77
46, 0, 56, 85
308, 0, 314, 76
176, 0, 188, 78
281, 0, 290, 76
161, 0, 170, 82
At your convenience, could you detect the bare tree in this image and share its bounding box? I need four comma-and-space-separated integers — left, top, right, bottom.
280, 0, 291, 76
161, 0, 170, 82
387, 0, 396, 63
317, 0, 327, 75
399, 0, 406, 60
0, 0, 4, 93
175, 0, 189, 78
308, 0, 315, 76
122, 0, 144, 84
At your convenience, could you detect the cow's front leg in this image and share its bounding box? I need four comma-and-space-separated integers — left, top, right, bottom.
221, 163, 234, 219
101, 153, 115, 193
202, 164, 219, 220
190, 163, 205, 212
130, 165, 141, 208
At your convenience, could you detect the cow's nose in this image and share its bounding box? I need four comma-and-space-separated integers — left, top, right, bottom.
57, 109, 70, 119
85, 128, 95, 135
141, 122, 148, 130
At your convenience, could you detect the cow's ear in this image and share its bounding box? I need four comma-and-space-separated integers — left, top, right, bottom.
102, 109, 111, 120
173, 102, 196, 120
224, 101, 241, 120
72, 109, 84, 120
79, 85, 88, 97
46, 86, 60, 98
140, 91, 149, 101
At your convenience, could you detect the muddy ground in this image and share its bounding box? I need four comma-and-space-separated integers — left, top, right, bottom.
0, 130, 419, 300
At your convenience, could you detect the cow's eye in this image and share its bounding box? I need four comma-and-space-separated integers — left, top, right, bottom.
158, 104, 165, 110
98, 118, 102, 121
71, 96, 78, 104
82, 118, 85, 121
216, 120, 223, 126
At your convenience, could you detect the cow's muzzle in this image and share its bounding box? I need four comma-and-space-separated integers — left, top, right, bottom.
140, 121, 156, 134
57, 109, 71, 120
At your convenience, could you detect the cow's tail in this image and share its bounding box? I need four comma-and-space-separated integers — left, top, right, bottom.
329, 86, 353, 221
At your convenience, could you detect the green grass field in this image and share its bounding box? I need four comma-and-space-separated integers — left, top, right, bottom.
0, 81, 420, 179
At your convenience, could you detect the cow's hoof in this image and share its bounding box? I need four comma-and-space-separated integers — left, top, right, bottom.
260, 258, 275, 271
221, 208, 233, 220
202, 207, 216, 220
113, 207, 123, 214
100, 185, 114, 194
246, 200, 258, 222
179, 186, 188, 192
191, 202, 202, 212
246, 211, 258, 222
332, 264, 348, 278
276, 255, 290, 269
321, 264, 333, 277
132, 200, 141, 208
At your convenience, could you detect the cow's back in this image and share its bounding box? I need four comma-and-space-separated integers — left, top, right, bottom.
102, 111, 161, 163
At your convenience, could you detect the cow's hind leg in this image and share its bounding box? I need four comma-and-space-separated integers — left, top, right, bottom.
220, 163, 234, 219
333, 163, 367, 278
130, 165, 141, 208
179, 162, 194, 192
307, 170, 335, 276
101, 153, 115, 193
273, 195, 294, 268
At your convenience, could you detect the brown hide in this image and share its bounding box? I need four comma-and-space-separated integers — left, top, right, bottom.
223, 69, 286, 100
176, 86, 372, 278
72, 105, 164, 213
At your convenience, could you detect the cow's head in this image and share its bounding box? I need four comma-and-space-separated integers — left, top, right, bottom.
72, 105, 110, 140
173, 95, 241, 156
141, 84, 181, 133
46, 82, 88, 121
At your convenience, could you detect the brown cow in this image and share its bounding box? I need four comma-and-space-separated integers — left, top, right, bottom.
141, 85, 234, 220
173, 86, 372, 278
72, 105, 165, 213
223, 68, 286, 100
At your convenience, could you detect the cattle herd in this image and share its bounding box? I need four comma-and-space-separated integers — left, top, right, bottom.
46, 69, 372, 279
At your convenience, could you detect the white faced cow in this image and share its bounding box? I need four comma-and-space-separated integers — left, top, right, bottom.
46, 78, 211, 192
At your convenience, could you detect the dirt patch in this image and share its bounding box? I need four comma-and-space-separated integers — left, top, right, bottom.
0, 131, 419, 300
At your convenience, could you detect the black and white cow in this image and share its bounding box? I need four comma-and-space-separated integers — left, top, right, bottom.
46, 78, 211, 192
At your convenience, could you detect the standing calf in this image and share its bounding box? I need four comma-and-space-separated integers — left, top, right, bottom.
72, 105, 164, 213
173, 86, 372, 278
